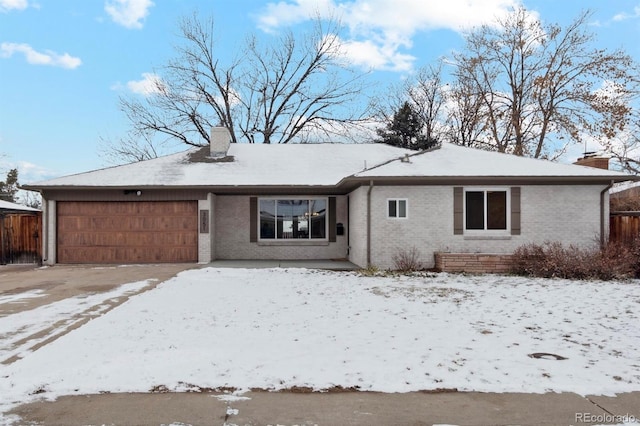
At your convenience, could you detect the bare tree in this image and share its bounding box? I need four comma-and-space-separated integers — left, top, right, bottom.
444, 70, 488, 149
370, 61, 448, 147
100, 131, 161, 165
453, 7, 638, 159
407, 62, 447, 143
107, 14, 367, 162
601, 107, 640, 174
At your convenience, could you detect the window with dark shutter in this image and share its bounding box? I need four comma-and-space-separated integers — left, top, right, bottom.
453, 187, 463, 235
249, 197, 257, 242
511, 187, 521, 235
454, 187, 518, 235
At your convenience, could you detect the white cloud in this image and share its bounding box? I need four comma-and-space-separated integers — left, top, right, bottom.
339, 38, 415, 72
0, 156, 53, 185
257, 0, 519, 71
0, 0, 28, 13
124, 73, 166, 96
16, 161, 53, 183
257, 0, 336, 32
613, 6, 640, 22
0, 42, 82, 69
105, 0, 154, 29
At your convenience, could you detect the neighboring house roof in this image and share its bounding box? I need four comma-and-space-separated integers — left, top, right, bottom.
25, 143, 635, 191
0, 200, 40, 213
610, 180, 640, 194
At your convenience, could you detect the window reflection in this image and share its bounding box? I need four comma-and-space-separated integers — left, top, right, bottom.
259, 198, 327, 240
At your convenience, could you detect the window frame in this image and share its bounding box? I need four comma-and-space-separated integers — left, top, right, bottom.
463, 187, 510, 235
387, 198, 408, 219
257, 196, 329, 242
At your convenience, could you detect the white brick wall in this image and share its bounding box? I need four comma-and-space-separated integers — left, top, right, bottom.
366, 184, 607, 270
348, 186, 368, 268
43, 199, 56, 265
215, 195, 349, 260
197, 195, 216, 263
369, 186, 449, 270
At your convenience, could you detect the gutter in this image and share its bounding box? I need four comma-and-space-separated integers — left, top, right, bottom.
600, 180, 614, 247
367, 180, 373, 267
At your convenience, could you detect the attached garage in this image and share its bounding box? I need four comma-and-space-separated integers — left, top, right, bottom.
57, 201, 198, 264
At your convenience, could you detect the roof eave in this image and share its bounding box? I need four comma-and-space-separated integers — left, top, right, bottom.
32, 184, 350, 196
340, 175, 636, 186
26, 174, 636, 194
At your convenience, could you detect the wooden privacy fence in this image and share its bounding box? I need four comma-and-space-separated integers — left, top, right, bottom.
0, 213, 42, 264
610, 212, 640, 245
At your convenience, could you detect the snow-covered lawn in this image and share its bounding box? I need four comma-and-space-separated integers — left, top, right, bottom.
1, 268, 639, 417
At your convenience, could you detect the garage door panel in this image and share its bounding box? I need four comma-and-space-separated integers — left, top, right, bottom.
58, 246, 198, 264
57, 201, 198, 264
59, 214, 198, 232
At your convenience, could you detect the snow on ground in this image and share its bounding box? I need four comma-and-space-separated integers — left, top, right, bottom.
0, 268, 639, 418
0, 289, 46, 305
0, 280, 153, 362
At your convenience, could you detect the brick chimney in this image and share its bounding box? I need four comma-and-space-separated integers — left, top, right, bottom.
574, 152, 609, 170
210, 127, 231, 158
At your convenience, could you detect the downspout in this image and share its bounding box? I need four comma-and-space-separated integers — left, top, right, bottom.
600, 180, 614, 248
346, 195, 350, 256
367, 180, 373, 267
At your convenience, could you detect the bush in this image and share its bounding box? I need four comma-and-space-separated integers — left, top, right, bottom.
392, 247, 423, 272
358, 265, 381, 277
512, 240, 640, 280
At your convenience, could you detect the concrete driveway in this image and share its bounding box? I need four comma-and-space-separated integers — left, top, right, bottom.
0, 263, 196, 313
0, 263, 197, 365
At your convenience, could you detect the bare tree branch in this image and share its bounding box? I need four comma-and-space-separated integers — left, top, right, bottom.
452, 7, 639, 159
104, 13, 368, 161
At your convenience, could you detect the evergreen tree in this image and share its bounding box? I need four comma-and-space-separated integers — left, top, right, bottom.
376, 102, 437, 150
0, 168, 19, 202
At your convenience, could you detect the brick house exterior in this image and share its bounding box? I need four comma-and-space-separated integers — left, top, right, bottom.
25, 128, 635, 271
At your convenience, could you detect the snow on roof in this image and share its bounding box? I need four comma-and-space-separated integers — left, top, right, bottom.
610, 180, 640, 194
0, 200, 40, 212
26, 142, 634, 190
355, 143, 634, 180
27, 143, 413, 188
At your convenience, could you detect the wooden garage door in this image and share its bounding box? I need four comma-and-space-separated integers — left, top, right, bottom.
57, 201, 198, 264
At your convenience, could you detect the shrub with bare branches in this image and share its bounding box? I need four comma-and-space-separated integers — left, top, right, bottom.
392, 247, 424, 272
512, 240, 640, 280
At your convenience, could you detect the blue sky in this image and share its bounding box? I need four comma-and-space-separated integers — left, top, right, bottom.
1, 0, 640, 185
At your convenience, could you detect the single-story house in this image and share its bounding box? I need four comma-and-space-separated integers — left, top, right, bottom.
24, 128, 635, 271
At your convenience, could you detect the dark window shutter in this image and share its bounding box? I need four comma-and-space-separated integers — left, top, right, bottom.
329, 197, 337, 242
249, 197, 257, 242
453, 187, 463, 235
511, 187, 521, 235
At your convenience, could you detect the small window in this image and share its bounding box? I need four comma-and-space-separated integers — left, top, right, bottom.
388, 199, 407, 218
